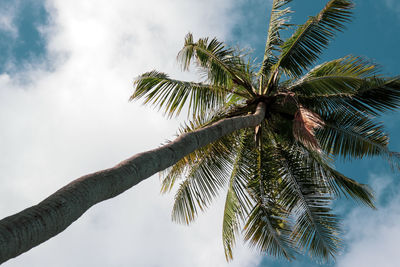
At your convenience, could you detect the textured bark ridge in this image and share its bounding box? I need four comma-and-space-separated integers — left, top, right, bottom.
0, 102, 266, 264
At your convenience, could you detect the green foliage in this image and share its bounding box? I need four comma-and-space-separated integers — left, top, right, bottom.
260, 0, 293, 79
273, 0, 353, 79
170, 134, 233, 224
177, 33, 256, 97
132, 71, 229, 118
222, 131, 254, 260
132, 0, 400, 263
290, 56, 378, 96
318, 109, 388, 158
244, 133, 296, 260
275, 144, 340, 260
299, 147, 375, 208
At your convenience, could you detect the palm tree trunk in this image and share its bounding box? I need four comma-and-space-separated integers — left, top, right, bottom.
0, 102, 266, 263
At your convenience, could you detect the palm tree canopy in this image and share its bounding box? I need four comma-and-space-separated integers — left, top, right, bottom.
131, 0, 400, 263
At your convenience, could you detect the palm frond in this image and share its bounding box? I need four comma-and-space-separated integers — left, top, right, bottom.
171, 143, 232, 224
177, 33, 256, 96
161, 108, 238, 217
131, 70, 232, 118
325, 167, 375, 207
244, 202, 295, 260
169, 120, 243, 224
160, 137, 232, 195
260, 0, 293, 79
244, 131, 295, 259
160, 104, 254, 193
292, 203, 340, 262
316, 108, 390, 159
316, 108, 400, 171
222, 185, 245, 261
222, 130, 254, 260
293, 106, 325, 151
289, 56, 378, 96
350, 77, 400, 115
271, 0, 353, 80
299, 146, 375, 208
298, 77, 400, 118
275, 145, 341, 262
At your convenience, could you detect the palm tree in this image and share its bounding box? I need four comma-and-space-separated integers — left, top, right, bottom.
132, 0, 400, 262
0, 0, 399, 264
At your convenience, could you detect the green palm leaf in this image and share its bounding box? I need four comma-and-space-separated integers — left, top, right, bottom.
317, 108, 391, 159
244, 202, 295, 259
159, 111, 220, 193
299, 146, 375, 208
131, 70, 232, 118
244, 130, 295, 259
162, 108, 240, 222
298, 77, 400, 117
260, 0, 293, 80
171, 150, 231, 224
325, 167, 375, 207
350, 77, 400, 115
177, 33, 256, 96
271, 0, 353, 81
289, 56, 378, 96
222, 130, 254, 260
275, 145, 341, 262
292, 203, 340, 262
160, 101, 260, 195
170, 129, 237, 224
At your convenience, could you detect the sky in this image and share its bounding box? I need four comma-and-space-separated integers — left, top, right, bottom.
0, 0, 399, 266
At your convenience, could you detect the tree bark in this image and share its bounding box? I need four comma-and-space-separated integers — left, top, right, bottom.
0, 102, 266, 264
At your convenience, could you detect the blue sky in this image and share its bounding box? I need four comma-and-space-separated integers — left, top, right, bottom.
0, 0, 48, 74
0, 0, 400, 266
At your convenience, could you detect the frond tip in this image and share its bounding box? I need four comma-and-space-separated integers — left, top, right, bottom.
177, 33, 255, 96
131, 70, 227, 118
260, 0, 293, 76
276, 0, 353, 78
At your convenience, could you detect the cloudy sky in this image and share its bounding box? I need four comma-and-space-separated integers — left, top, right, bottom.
0, 0, 400, 266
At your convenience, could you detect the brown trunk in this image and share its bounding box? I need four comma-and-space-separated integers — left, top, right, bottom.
0, 102, 266, 264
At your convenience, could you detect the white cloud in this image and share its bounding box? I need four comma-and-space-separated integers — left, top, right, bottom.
336, 174, 400, 267
0, 1, 18, 37
0, 0, 262, 266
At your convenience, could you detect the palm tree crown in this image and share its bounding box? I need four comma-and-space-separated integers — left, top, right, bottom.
131, 0, 400, 262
